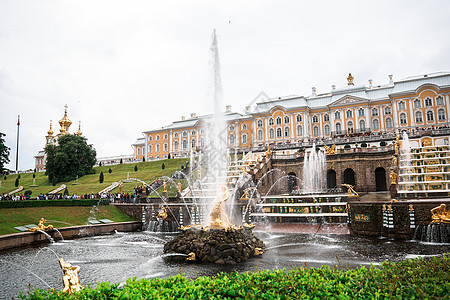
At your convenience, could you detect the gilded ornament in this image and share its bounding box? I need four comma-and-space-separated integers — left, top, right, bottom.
431, 204, 450, 224
59, 258, 83, 294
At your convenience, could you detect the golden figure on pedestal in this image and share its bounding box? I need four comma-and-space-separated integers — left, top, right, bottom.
59, 258, 83, 294
210, 186, 231, 229
324, 144, 336, 155
243, 223, 256, 229
254, 247, 263, 256
163, 180, 167, 193
157, 207, 168, 220
179, 225, 191, 231
29, 218, 54, 232
342, 183, 359, 197
431, 204, 450, 224
239, 188, 251, 200
389, 171, 398, 185
187, 252, 196, 261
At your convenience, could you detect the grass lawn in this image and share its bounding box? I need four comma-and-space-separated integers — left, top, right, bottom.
0, 158, 187, 197
0, 205, 134, 235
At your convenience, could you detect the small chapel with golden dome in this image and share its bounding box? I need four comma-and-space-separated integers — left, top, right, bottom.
34, 105, 83, 171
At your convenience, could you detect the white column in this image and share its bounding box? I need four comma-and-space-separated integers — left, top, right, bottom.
391, 99, 399, 130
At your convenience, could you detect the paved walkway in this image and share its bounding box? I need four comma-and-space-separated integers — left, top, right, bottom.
255, 223, 351, 234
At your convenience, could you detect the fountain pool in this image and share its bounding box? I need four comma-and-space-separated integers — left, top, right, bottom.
1, 231, 448, 299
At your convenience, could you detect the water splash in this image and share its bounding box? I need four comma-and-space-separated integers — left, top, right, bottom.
302, 144, 326, 193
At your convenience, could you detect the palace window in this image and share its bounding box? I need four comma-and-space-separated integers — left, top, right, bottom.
324, 114, 330, 122
242, 124, 247, 131
276, 128, 282, 138
312, 115, 319, 123
398, 101, 406, 110
191, 130, 196, 136
437, 96, 444, 106
174, 133, 178, 138
137, 147, 141, 156
191, 139, 196, 148
313, 126, 319, 136
269, 118, 274, 125
296, 114, 302, 122
425, 98, 433, 107
414, 99, 421, 108
229, 134, 235, 145
399, 113, 407, 125
324, 124, 330, 135
415, 111, 423, 123
257, 119, 263, 127
284, 126, 290, 137
164, 134, 168, 140
174, 141, 178, 150
384, 107, 391, 115
148, 136, 153, 142
359, 119, 366, 131
346, 110, 353, 118
200, 129, 204, 135
372, 108, 378, 116
257, 130, 263, 140
276, 117, 282, 125
347, 121, 354, 133
336, 123, 342, 134
156, 143, 160, 152
358, 108, 365, 117
372, 119, 380, 130
242, 134, 247, 144
182, 140, 187, 149
427, 110, 434, 122
297, 125, 303, 136
148, 144, 152, 153
163, 143, 168, 152
269, 128, 275, 139
182, 131, 187, 137
200, 139, 205, 147
386, 117, 393, 129
229, 125, 235, 131
284, 116, 290, 124
438, 109, 446, 121
335, 111, 341, 119
156, 135, 160, 141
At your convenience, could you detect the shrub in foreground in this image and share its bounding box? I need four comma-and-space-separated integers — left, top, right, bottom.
19, 255, 449, 299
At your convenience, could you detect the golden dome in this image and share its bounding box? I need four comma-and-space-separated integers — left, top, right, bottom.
77, 121, 82, 136
59, 105, 72, 135
47, 120, 54, 136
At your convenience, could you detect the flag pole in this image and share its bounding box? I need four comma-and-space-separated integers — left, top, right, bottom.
16, 115, 20, 172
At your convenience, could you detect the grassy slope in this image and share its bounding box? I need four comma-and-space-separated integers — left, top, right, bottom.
0, 206, 134, 235
0, 158, 186, 196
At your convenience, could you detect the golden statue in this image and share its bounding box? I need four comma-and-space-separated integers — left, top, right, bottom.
177, 182, 182, 192
394, 134, 400, 155
239, 188, 251, 200
157, 207, 168, 219
59, 258, 83, 294
341, 183, 359, 197
210, 186, 231, 229
408, 204, 414, 212
119, 182, 123, 194
187, 252, 196, 261
231, 225, 243, 230
243, 223, 256, 229
163, 180, 167, 193
431, 204, 450, 224
347, 73, 354, 85
265, 146, 272, 156
254, 247, 263, 256
201, 225, 209, 232
392, 156, 397, 169
389, 171, 398, 185
29, 218, 54, 232
324, 144, 336, 155
179, 225, 191, 231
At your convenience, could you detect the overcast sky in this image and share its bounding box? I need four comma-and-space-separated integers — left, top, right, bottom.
1, 0, 450, 171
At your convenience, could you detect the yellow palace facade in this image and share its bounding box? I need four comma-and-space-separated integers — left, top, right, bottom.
132, 72, 450, 160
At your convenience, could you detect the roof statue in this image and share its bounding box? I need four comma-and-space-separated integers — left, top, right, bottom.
347, 73, 354, 85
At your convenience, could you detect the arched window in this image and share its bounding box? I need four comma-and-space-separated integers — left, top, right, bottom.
156, 143, 160, 152
346, 110, 353, 118
276, 117, 282, 125
229, 134, 235, 145
200, 129, 204, 135
229, 125, 235, 131
269, 128, 275, 139
313, 126, 319, 136
438, 109, 446, 120
358, 108, 365, 117
347, 121, 354, 133
372, 119, 380, 130
156, 134, 160, 141
312, 115, 319, 123
335, 111, 341, 119
200, 138, 205, 147
242, 134, 247, 144
336, 123, 342, 134
437, 96, 444, 105
269, 118, 274, 125
257, 130, 263, 140
399, 113, 407, 125
415, 111, 423, 123
324, 114, 329, 122
174, 141, 178, 150
242, 124, 247, 131
137, 147, 141, 156
386, 118, 393, 129
324, 125, 330, 135
257, 119, 263, 127
191, 130, 196, 136
297, 125, 303, 136
191, 139, 196, 148
398, 101, 406, 110
164, 134, 168, 140
174, 133, 178, 138
414, 99, 421, 108
359, 119, 366, 131
148, 136, 153, 142
384, 107, 391, 115
163, 143, 168, 152
426, 110, 434, 122
276, 128, 282, 138
182, 140, 187, 150
182, 131, 187, 137
148, 144, 153, 153
425, 98, 433, 107
284, 116, 290, 124
372, 108, 378, 116
296, 114, 302, 122
284, 126, 290, 137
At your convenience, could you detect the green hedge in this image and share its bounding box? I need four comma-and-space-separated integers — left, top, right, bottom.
19, 255, 449, 299
0, 199, 109, 209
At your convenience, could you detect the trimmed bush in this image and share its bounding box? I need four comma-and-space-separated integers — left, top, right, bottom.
380, 141, 387, 146
134, 165, 138, 172
24, 190, 32, 196
14, 177, 19, 187
162, 163, 166, 170
361, 142, 368, 147
344, 144, 351, 149
99, 171, 104, 183
32, 173, 36, 178
108, 168, 112, 174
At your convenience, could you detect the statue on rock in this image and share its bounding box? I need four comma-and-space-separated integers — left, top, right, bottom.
59, 258, 83, 294
210, 185, 231, 229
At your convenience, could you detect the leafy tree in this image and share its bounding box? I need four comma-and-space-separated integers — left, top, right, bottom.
344, 144, 351, 149
134, 165, 138, 172
162, 163, 165, 170
24, 190, 32, 196
14, 177, 19, 187
0, 132, 10, 172
99, 171, 104, 183
45, 134, 97, 184
108, 168, 112, 174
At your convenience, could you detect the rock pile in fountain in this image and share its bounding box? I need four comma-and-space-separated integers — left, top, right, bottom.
163, 226, 265, 264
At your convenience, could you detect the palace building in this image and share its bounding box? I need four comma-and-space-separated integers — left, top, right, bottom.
132, 72, 450, 161
34, 105, 83, 172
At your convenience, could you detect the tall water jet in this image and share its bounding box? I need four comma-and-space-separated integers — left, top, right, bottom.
400, 132, 413, 188
302, 144, 326, 194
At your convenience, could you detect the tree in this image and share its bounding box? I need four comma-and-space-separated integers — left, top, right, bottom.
0, 132, 10, 172
99, 171, 104, 183
167, 153, 171, 159
18, 173, 20, 179
45, 134, 97, 184
108, 168, 112, 174
162, 163, 165, 170
14, 177, 19, 187
142, 157, 145, 162
120, 158, 123, 164
99, 161, 102, 166
33, 173, 36, 178
134, 165, 138, 172
64, 187, 69, 196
